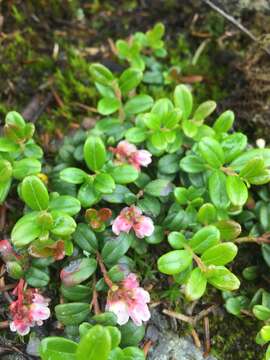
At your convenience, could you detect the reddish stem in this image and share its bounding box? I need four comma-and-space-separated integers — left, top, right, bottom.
96, 252, 117, 290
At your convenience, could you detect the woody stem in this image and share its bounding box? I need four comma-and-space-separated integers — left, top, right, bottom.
96, 251, 116, 290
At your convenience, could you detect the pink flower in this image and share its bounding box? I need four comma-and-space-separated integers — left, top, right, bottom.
9, 279, 50, 336
106, 273, 151, 326
112, 206, 154, 238
110, 140, 152, 170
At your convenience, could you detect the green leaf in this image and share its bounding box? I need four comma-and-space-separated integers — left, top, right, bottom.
103, 185, 133, 204
24, 142, 43, 159
90, 63, 114, 85
40, 337, 78, 360
239, 157, 270, 185
185, 268, 207, 301
144, 179, 173, 197
120, 321, 145, 347
91, 312, 118, 326
49, 195, 81, 216
179, 155, 206, 173
193, 101, 216, 123
226, 175, 248, 206
213, 110, 234, 133
119, 68, 143, 95
225, 296, 248, 316
157, 250, 193, 275
174, 84, 193, 120
174, 187, 189, 205
207, 266, 240, 291
221, 133, 247, 163
125, 127, 147, 144
94, 173, 115, 194
97, 97, 121, 115
150, 131, 167, 150
61, 284, 91, 302
143, 113, 161, 130
137, 195, 160, 218
158, 154, 180, 174
231, 149, 270, 171
78, 180, 101, 208
122, 347, 145, 360
0, 160, 12, 182
145, 225, 164, 244
51, 212, 77, 237
260, 326, 270, 342
198, 137, 224, 168
168, 232, 186, 249
73, 223, 98, 253
21, 175, 49, 210
102, 233, 133, 266
182, 119, 198, 138
106, 326, 121, 349
55, 303, 90, 325
76, 325, 111, 360
201, 243, 238, 265
0, 178, 11, 204
5, 111, 25, 128
253, 305, 270, 321
84, 136, 106, 172
242, 266, 259, 281
124, 95, 153, 115
110, 165, 139, 184
189, 225, 220, 254
60, 168, 87, 184
262, 244, 270, 267
0, 137, 19, 152
25, 266, 49, 288
61, 258, 97, 286
11, 212, 41, 247
12, 158, 41, 180
209, 170, 230, 209
197, 203, 217, 225
214, 220, 241, 241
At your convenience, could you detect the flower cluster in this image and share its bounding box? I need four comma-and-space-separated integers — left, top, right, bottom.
106, 273, 151, 326
112, 205, 154, 238
9, 279, 50, 336
110, 140, 152, 171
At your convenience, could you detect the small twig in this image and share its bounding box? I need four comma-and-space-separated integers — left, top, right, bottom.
51, 87, 64, 108
240, 309, 254, 317
96, 252, 117, 290
0, 204, 6, 232
162, 309, 195, 325
201, 0, 270, 56
191, 328, 201, 348
203, 317, 211, 357
143, 340, 153, 357
108, 38, 118, 56
235, 233, 270, 244
90, 277, 101, 315
194, 305, 217, 323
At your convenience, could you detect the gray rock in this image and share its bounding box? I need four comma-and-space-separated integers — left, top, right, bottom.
146, 309, 217, 360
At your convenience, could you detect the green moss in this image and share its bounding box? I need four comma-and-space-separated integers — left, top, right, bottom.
210, 313, 263, 360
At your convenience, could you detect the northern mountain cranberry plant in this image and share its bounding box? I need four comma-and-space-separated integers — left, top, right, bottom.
1, 24, 270, 360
